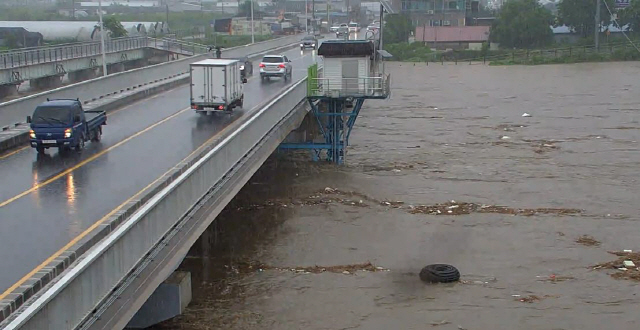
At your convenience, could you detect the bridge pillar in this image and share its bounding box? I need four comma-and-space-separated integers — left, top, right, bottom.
0, 84, 18, 99
125, 271, 192, 329
123, 58, 149, 71
68, 68, 98, 83
107, 62, 125, 74
29, 75, 63, 90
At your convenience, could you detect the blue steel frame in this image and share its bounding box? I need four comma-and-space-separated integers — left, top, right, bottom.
280, 96, 365, 165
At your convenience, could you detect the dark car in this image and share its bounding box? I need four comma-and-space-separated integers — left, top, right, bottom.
300, 35, 318, 50
237, 56, 253, 78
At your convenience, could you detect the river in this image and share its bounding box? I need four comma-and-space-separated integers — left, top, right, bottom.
151, 61, 640, 330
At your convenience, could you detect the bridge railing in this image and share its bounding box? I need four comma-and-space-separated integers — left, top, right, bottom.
148, 37, 211, 55
309, 74, 391, 98
0, 37, 151, 70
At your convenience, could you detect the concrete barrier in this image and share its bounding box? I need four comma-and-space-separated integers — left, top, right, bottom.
0, 34, 304, 127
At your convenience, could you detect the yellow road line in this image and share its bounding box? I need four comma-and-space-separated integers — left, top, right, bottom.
0, 146, 30, 160
0, 107, 190, 209
0, 108, 241, 301
0, 89, 178, 161
0, 54, 308, 298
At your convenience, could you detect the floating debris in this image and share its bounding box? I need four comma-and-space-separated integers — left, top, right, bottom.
408, 201, 581, 217
517, 295, 541, 303
430, 320, 451, 327
576, 235, 601, 247
593, 251, 640, 282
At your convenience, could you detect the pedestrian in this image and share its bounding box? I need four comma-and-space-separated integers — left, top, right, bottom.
216, 46, 222, 59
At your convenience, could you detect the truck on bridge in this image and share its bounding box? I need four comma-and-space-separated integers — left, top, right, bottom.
27, 98, 106, 154
190, 59, 247, 114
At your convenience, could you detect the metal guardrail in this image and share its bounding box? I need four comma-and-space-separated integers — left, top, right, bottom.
0, 72, 311, 330
309, 74, 391, 98
0, 34, 305, 126
0, 37, 151, 69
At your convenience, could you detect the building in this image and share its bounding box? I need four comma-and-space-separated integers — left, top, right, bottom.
393, 0, 481, 27
415, 25, 489, 49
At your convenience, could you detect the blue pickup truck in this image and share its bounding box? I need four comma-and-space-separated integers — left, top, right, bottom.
27, 99, 107, 154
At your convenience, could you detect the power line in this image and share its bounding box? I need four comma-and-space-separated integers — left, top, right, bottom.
602, 0, 640, 53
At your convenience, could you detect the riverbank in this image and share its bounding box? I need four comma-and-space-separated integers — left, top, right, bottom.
386, 42, 640, 65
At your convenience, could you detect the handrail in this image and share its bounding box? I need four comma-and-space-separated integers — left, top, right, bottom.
309, 74, 390, 98
0, 36, 212, 69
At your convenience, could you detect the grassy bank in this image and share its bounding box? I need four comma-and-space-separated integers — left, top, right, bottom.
384, 42, 640, 65
489, 47, 640, 65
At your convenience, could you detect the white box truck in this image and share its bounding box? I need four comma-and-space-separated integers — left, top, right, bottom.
190, 59, 247, 113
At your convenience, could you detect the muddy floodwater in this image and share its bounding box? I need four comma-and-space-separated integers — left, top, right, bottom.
152, 62, 640, 330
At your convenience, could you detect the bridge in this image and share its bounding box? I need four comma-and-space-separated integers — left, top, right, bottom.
0, 11, 391, 330
0, 36, 209, 97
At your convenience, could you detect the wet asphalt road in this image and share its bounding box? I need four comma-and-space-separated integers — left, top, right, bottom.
0, 46, 321, 294
154, 61, 640, 330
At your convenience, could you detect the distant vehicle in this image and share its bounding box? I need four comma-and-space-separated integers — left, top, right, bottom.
236, 56, 253, 79
27, 99, 106, 154
300, 35, 318, 50
330, 25, 340, 32
259, 55, 293, 82
348, 22, 359, 33
190, 59, 247, 114
336, 25, 349, 38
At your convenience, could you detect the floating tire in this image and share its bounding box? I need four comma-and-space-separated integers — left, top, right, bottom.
419, 264, 460, 283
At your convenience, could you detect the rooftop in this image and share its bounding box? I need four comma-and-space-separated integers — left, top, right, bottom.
191, 59, 240, 66
318, 40, 375, 57
416, 26, 490, 43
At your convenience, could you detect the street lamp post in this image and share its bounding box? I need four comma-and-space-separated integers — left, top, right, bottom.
98, 0, 107, 77
250, 0, 255, 44
305, 0, 308, 33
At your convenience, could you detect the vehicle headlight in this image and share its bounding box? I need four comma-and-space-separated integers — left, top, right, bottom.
300, 43, 304, 46
64, 128, 72, 138
240, 65, 244, 70
29, 130, 35, 139
312, 43, 315, 46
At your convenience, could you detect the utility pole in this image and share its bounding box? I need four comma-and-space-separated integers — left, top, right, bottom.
98, 0, 107, 77
595, 0, 601, 50
327, 3, 330, 28
305, 0, 308, 33
312, 0, 315, 32
379, 4, 383, 51
251, 0, 255, 43
166, 4, 169, 32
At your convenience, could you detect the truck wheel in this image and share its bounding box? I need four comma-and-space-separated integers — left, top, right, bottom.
75, 136, 85, 152
92, 127, 102, 142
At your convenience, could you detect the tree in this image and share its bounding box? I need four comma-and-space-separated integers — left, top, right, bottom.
101, 16, 128, 38
619, 0, 640, 33
557, 0, 615, 38
490, 0, 554, 48
383, 14, 413, 44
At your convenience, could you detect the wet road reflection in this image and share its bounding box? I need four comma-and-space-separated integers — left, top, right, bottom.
0, 45, 319, 294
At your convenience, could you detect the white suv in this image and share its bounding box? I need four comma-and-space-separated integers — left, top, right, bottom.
259, 55, 293, 82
